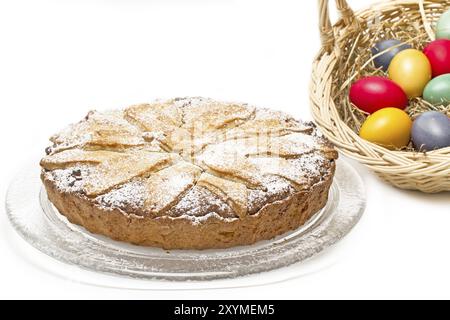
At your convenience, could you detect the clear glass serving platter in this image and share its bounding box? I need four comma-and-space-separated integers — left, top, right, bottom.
6, 158, 365, 283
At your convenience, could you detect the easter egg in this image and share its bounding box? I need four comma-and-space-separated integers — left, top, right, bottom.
388, 49, 432, 98
359, 108, 412, 149
436, 9, 450, 39
411, 111, 450, 151
371, 39, 412, 71
423, 74, 450, 106
349, 76, 408, 114
423, 39, 450, 77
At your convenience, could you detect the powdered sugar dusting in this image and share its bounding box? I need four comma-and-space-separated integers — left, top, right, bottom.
174, 97, 211, 109
49, 110, 145, 153
45, 166, 91, 193
42, 97, 336, 224
167, 186, 235, 219
247, 176, 295, 214
96, 181, 146, 211
198, 132, 318, 161
290, 153, 328, 177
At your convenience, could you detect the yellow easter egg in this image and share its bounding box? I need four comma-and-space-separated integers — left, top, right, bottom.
359, 108, 412, 149
388, 49, 432, 98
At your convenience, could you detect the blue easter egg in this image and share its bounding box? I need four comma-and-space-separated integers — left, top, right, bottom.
371, 39, 412, 71
411, 111, 450, 151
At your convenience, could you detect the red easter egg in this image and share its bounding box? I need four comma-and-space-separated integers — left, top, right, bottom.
349, 76, 408, 114
423, 39, 450, 77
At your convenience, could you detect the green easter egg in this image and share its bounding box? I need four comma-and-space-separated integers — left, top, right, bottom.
436, 9, 450, 39
423, 74, 450, 106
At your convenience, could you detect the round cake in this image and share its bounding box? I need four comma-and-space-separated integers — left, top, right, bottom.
40, 97, 338, 249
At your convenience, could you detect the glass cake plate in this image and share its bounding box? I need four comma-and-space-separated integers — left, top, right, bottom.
6, 158, 365, 284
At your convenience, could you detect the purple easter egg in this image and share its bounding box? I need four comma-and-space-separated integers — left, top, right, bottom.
371, 39, 412, 71
411, 111, 450, 151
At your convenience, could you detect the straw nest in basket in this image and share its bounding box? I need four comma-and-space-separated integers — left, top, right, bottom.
311, 0, 450, 193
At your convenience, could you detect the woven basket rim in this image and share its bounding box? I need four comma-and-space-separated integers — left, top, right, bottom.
314, 0, 450, 158
311, 0, 450, 193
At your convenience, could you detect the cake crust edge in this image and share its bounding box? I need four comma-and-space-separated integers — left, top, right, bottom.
41, 162, 335, 250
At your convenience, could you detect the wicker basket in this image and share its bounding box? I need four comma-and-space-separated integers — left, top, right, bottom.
310, 0, 450, 193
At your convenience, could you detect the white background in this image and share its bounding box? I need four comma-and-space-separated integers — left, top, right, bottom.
0, 0, 449, 299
